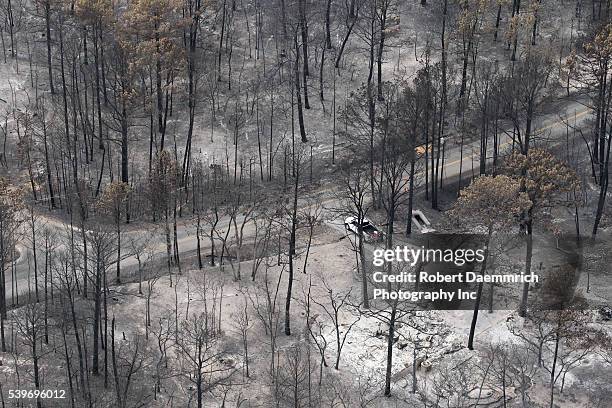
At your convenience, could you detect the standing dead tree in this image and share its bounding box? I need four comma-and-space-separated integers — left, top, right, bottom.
333, 163, 372, 307
231, 297, 252, 380
571, 23, 612, 235
97, 181, 130, 284
0, 177, 23, 352
82, 225, 115, 382
147, 151, 180, 280
110, 319, 151, 408
150, 312, 174, 400
266, 147, 307, 336
310, 275, 359, 370
249, 260, 284, 381
11, 302, 50, 408
174, 311, 236, 408
274, 342, 320, 407
360, 261, 423, 397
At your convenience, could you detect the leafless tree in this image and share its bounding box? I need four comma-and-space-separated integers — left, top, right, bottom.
174, 310, 236, 408
311, 274, 359, 370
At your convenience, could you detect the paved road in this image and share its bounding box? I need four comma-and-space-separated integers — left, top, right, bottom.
7, 97, 593, 302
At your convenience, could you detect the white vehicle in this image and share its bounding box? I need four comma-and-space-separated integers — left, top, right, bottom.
344, 217, 383, 242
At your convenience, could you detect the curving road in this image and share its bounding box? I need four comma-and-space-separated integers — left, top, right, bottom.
6, 96, 593, 303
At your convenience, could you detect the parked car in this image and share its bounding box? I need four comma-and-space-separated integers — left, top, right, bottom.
344, 217, 383, 242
